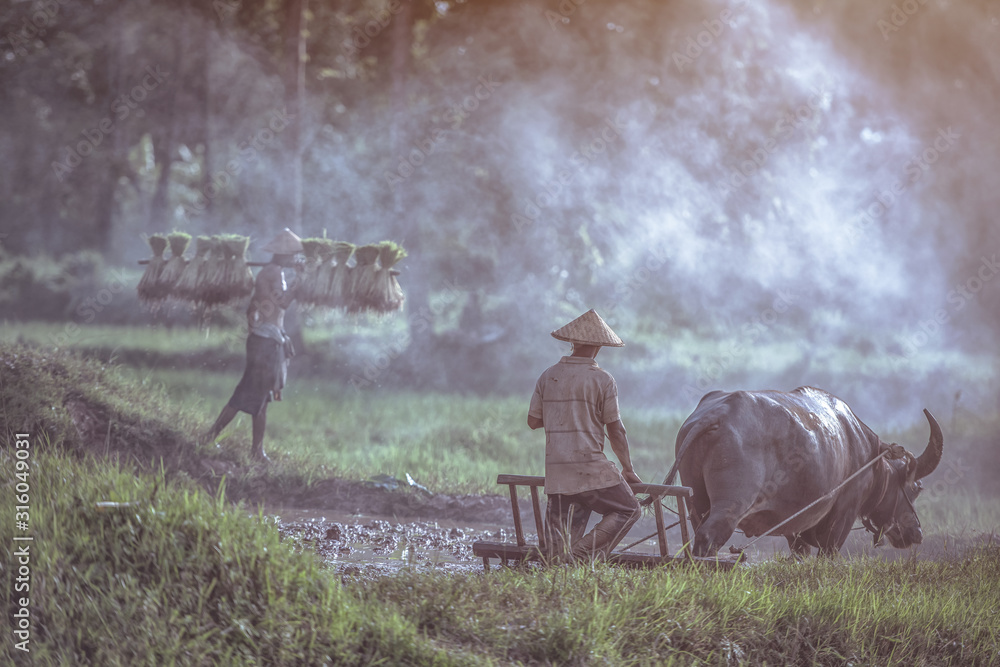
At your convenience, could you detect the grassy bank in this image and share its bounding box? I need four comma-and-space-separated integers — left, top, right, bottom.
0, 451, 476, 665
2, 449, 998, 664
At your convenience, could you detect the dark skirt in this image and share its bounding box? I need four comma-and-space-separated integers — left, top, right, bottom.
227, 331, 294, 416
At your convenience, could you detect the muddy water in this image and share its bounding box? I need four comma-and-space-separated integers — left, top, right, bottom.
272, 507, 689, 577
271, 507, 991, 578
272, 507, 514, 577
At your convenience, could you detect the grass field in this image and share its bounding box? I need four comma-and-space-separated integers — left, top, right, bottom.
2, 447, 998, 665
2, 331, 1000, 663
2, 321, 998, 521
141, 366, 688, 496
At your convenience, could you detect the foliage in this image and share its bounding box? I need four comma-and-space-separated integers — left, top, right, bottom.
0, 250, 105, 320
2, 0, 999, 346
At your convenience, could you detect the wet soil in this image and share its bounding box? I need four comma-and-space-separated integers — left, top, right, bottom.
275, 515, 511, 578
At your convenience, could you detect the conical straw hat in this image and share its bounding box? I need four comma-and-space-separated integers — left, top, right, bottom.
550, 309, 624, 347
262, 228, 304, 254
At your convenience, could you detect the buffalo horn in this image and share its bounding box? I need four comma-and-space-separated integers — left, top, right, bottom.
915, 409, 944, 479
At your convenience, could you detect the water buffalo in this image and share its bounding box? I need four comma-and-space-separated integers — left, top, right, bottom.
666, 387, 944, 557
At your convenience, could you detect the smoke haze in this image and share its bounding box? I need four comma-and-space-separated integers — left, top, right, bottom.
2, 0, 998, 428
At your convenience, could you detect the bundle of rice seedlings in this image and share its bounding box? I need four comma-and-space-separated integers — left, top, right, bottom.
137, 234, 168, 305
373, 240, 407, 313
174, 236, 212, 303
299, 238, 334, 307
157, 232, 191, 298
327, 242, 355, 309
314, 241, 337, 307
199, 236, 228, 307
222, 234, 253, 302
348, 244, 381, 313
296, 239, 322, 305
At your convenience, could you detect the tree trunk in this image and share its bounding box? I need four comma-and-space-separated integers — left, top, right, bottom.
149, 19, 186, 231
201, 15, 214, 218
283, 0, 306, 233
92, 5, 130, 253
389, 0, 434, 367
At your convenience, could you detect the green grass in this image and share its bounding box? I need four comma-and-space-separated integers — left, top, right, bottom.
0, 320, 227, 354
0, 451, 475, 666
359, 551, 1000, 665
3, 448, 998, 665
111, 362, 683, 495
4, 336, 998, 531
0, 317, 403, 357
3, 340, 1000, 664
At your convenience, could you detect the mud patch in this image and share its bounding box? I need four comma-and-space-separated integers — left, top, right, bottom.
277, 516, 511, 578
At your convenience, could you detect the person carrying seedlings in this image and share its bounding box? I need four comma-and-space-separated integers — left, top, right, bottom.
204, 228, 304, 461
527, 309, 643, 562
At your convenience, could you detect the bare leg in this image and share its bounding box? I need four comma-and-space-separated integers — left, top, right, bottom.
251, 405, 269, 461
204, 404, 238, 445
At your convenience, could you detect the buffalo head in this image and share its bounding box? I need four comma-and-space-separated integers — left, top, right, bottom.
866, 409, 944, 548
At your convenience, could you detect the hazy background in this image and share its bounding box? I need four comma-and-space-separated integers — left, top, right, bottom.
2, 0, 998, 430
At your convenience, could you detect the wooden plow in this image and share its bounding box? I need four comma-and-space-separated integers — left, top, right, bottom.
473, 474, 744, 571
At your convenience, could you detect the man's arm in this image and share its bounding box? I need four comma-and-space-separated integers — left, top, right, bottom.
527, 415, 544, 430
606, 419, 642, 485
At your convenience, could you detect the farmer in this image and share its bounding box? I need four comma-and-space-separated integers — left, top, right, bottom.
527, 309, 643, 562
204, 228, 303, 461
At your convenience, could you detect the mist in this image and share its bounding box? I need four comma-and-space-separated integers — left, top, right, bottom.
2, 0, 998, 429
